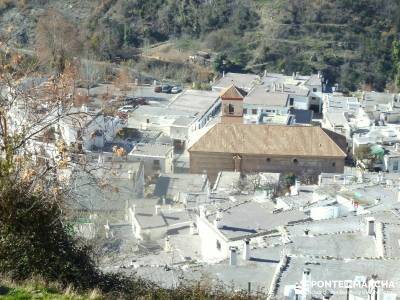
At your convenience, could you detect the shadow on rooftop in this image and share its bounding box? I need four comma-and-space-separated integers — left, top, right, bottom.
249, 257, 280, 264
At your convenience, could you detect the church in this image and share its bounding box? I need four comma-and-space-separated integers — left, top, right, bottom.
188, 85, 347, 182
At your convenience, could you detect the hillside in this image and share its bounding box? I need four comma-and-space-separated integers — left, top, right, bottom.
0, 0, 399, 91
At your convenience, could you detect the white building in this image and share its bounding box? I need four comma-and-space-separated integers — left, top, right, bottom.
129, 143, 174, 176
196, 200, 307, 262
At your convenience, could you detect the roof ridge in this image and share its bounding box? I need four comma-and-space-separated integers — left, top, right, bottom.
320, 127, 347, 157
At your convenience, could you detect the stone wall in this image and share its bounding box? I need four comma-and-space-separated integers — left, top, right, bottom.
190, 151, 345, 183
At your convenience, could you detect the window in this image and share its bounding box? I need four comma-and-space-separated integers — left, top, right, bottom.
153, 160, 160, 170
311, 97, 316, 100
332, 162, 336, 167
252, 109, 257, 115
293, 158, 299, 164
289, 98, 294, 106
313, 88, 317, 92
228, 104, 234, 114
266, 158, 271, 162
146, 118, 150, 124
393, 160, 399, 171
243, 108, 248, 114
216, 240, 221, 250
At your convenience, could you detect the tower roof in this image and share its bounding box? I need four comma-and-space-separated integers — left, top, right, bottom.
220, 84, 247, 100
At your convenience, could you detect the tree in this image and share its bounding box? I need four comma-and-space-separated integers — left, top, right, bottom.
393, 40, 400, 89
35, 10, 82, 74
353, 145, 377, 170
79, 57, 105, 96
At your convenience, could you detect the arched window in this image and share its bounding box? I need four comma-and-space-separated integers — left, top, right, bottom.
293, 158, 299, 164
228, 104, 234, 114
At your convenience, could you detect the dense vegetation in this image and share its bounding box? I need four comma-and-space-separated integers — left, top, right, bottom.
1, 0, 400, 91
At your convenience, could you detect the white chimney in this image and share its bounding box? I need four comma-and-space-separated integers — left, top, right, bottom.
223, 71, 225, 77
155, 205, 161, 216
229, 246, 238, 266
273, 83, 276, 92
243, 238, 250, 260
216, 208, 223, 220
164, 236, 171, 252
291, 180, 300, 196
281, 83, 284, 92
357, 169, 364, 183
128, 170, 133, 180
264, 69, 267, 77
301, 268, 312, 298
214, 217, 223, 229
366, 217, 375, 236
318, 71, 322, 79
104, 220, 111, 239
199, 205, 206, 218
292, 72, 296, 80
81, 104, 88, 113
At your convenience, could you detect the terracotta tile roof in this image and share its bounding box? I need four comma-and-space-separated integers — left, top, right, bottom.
188, 123, 347, 158
220, 84, 247, 100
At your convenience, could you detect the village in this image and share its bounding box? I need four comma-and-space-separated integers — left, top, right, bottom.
6, 69, 400, 300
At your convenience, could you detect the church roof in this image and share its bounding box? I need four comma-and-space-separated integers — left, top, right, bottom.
188, 123, 347, 158
220, 84, 247, 100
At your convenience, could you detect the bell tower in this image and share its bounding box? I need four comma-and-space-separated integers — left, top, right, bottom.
220, 84, 247, 123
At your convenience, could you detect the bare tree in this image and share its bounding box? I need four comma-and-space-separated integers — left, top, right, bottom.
79, 57, 106, 96
35, 10, 82, 74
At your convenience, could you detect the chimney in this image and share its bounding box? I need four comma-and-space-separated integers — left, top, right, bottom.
104, 220, 111, 239
190, 222, 197, 235
396, 143, 400, 152
301, 268, 312, 297
223, 71, 225, 77
229, 246, 238, 266
357, 169, 364, 183
296, 72, 299, 79
366, 217, 375, 236
243, 238, 250, 260
164, 236, 171, 252
128, 170, 133, 180
318, 71, 322, 79
216, 208, 223, 219
264, 69, 267, 77
81, 104, 87, 113
281, 83, 284, 92
273, 83, 276, 92
199, 205, 206, 218
292, 72, 296, 80
155, 205, 161, 216
214, 214, 223, 229
291, 180, 300, 196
